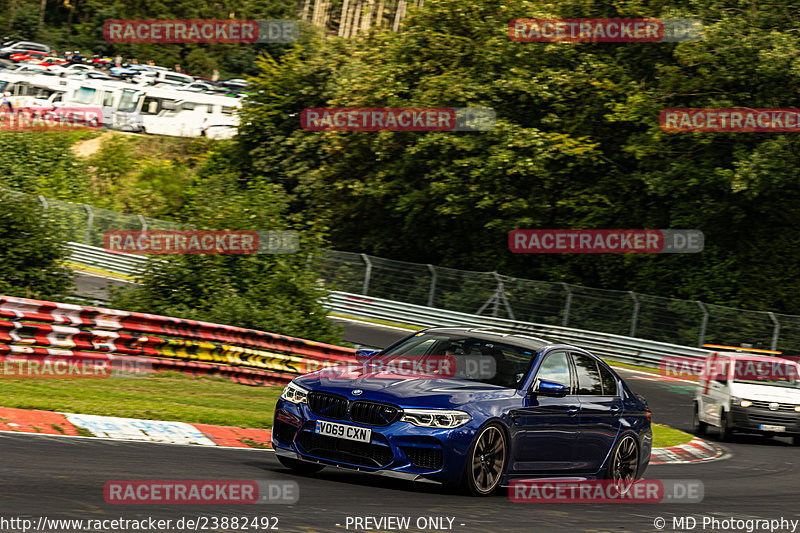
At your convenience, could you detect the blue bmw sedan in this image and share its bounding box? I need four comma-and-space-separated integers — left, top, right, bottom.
272, 327, 652, 496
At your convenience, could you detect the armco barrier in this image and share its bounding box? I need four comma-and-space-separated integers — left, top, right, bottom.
0, 295, 356, 385
324, 291, 711, 368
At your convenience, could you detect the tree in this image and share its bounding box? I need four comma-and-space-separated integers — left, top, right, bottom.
0, 191, 74, 300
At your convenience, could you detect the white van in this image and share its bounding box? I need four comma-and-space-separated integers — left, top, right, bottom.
60, 79, 132, 126
694, 350, 800, 443
0, 72, 80, 107
114, 85, 240, 138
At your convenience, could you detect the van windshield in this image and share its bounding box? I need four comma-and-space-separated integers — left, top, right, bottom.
731, 358, 800, 388
735, 378, 800, 389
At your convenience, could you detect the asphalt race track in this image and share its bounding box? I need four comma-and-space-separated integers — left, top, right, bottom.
1, 322, 800, 532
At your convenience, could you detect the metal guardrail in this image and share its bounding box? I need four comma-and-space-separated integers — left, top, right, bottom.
67, 242, 152, 276
324, 291, 711, 368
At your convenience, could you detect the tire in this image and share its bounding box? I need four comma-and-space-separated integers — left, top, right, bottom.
719, 411, 734, 442
460, 423, 508, 496
605, 433, 639, 495
276, 454, 325, 475
693, 403, 707, 435
792, 435, 800, 446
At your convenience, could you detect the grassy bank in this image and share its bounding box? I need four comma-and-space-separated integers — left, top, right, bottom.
0, 372, 282, 428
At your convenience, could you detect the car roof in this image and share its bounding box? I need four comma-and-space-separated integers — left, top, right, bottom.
421, 326, 552, 352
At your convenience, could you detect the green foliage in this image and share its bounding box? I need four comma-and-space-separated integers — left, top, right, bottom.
227, 0, 800, 317
0, 131, 94, 200
0, 191, 73, 299
109, 175, 341, 344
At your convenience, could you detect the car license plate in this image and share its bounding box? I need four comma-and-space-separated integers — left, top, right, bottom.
315, 420, 372, 443
759, 424, 786, 432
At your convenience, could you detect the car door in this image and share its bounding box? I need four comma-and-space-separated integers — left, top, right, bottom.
508, 350, 581, 474
571, 353, 622, 474
700, 353, 729, 425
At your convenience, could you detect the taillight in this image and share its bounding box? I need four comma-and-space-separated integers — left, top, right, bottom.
646, 408, 652, 422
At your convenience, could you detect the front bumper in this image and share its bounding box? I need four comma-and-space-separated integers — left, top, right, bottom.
730, 405, 800, 434
272, 398, 474, 485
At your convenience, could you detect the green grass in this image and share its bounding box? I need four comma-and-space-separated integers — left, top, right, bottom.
652, 423, 694, 448
0, 371, 283, 429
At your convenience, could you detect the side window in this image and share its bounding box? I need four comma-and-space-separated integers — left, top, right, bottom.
103, 91, 114, 107
599, 364, 618, 396
535, 351, 571, 389
572, 353, 603, 395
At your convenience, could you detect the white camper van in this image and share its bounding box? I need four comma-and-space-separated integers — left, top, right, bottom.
114, 85, 241, 139
694, 350, 800, 443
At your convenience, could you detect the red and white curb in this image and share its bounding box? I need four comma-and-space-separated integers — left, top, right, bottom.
650, 437, 724, 464
0, 406, 271, 449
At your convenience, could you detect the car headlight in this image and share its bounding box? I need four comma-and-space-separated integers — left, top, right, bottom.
794, 406, 800, 413
280, 382, 309, 404
400, 409, 471, 429
733, 397, 752, 407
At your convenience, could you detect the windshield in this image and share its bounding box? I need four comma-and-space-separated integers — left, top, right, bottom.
735, 377, 800, 389
380, 332, 537, 388
117, 89, 141, 112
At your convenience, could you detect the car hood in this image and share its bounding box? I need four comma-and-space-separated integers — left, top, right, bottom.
294, 369, 518, 409
731, 382, 800, 403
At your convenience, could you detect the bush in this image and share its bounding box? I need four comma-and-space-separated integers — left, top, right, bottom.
0, 191, 73, 300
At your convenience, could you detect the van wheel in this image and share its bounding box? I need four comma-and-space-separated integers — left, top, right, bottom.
719, 411, 733, 442
693, 404, 707, 435
792, 436, 800, 446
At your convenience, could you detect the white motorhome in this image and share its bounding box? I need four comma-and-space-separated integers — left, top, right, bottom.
114, 85, 241, 139
60, 79, 135, 126
0, 72, 80, 107
694, 350, 800, 444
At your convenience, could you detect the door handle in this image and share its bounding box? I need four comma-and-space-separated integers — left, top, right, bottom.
567, 406, 579, 416
610, 405, 621, 416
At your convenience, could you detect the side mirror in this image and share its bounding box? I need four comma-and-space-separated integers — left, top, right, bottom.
532, 379, 569, 397
355, 349, 378, 360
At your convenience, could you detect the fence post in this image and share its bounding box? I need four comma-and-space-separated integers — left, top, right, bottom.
696, 301, 708, 347
427, 264, 436, 307
768, 312, 780, 352
493, 272, 515, 321
361, 253, 372, 296
38, 194, 48, 209
138, 214, 148, 232
83, 204, 94, 245
629, 291, 640, 337
561, 283, 572, 327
